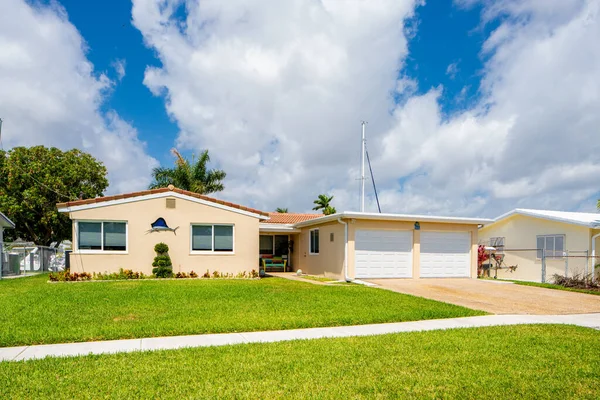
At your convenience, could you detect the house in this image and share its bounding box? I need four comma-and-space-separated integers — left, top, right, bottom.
0, 211, 16, 277
479, 209, 600, 282
57, 185, 492, 279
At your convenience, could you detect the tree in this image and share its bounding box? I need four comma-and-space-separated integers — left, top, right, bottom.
149, 148, 226, 194
597, 199, 600, 210
275, 207, 288, 213
0, 146, 108, 245
312, 194, 336, 215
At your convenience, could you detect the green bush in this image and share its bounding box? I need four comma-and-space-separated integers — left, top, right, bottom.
154, 242, 169, 254
93, 268, 145, 280
152, 243, 173, 278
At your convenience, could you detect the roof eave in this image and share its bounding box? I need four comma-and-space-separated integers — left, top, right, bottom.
0, 212, 15, 229
293, 212, 492, 228
486, 209, 599, 229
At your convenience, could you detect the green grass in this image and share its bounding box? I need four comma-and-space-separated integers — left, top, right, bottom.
0, 325, 598, 399
299, 275, 337, 282
0, 274, 482, 347
510, 280, 600, 296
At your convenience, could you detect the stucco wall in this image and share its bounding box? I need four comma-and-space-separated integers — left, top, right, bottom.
295, 219, 479, 280
68, 196, 260, 275
295, 221, 345, 279
479, 215, 592, 282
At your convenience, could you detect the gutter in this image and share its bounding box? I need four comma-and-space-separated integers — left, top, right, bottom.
337, 218, 351, 282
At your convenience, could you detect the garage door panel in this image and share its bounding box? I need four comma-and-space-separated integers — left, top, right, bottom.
420, 231, 471, 278
355, 230, 413, 278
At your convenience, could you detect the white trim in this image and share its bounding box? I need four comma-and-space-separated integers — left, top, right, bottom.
58, 191, 268, 220
294, 211, 493, 228
0, 211, 15, 229
490, 209, 600, 229
309, 228, 320, 255
190, 223, 235, 255
259, 223, 301, 233
75, 220, 128, 254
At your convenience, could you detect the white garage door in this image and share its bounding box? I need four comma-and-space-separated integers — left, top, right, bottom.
355, 230, 413, 278
420, 231, 471, 278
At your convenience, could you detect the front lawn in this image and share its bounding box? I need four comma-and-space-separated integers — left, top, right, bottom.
0, 274, 482, 347
512, 280, 600, 296
0, 325, 598, 399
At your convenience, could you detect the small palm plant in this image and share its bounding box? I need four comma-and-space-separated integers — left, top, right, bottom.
313, 194, 336, 215
275, 207, 288, 213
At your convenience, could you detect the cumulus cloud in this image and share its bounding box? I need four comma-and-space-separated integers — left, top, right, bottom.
132, 0, 600, 216
0, 0, 157, 194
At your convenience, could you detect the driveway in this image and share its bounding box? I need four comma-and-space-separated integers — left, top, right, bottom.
366, 279, 600, 315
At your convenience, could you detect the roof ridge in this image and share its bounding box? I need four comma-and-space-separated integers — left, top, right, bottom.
56, 187, 269, 217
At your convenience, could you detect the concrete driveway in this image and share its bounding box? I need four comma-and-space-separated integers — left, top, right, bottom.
366, 278, 600, 315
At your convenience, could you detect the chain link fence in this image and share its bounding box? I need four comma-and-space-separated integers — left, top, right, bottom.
0, 241, 67, 279
480, 245, 598, 283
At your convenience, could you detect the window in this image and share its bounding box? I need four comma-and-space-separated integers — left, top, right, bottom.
191, 224, 234, 252
309, 229, 319, 254
260, 235, 274, 254
537, 234, 565, 258
77, 221, 127, 252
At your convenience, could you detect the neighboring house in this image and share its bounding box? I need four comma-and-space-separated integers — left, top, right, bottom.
58, 186, 492, 279
0, 211, 16, 277
479, 209, 600, 282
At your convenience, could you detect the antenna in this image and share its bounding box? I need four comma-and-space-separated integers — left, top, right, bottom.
360, 121, 366, 212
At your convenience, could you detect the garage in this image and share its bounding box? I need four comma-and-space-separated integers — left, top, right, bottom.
420, 231, 471, 278
354, 230, 413, 278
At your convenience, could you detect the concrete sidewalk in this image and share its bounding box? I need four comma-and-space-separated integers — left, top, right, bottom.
2, 313, 599, 362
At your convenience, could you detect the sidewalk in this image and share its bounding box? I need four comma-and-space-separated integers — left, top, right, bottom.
2, 313, 599, 362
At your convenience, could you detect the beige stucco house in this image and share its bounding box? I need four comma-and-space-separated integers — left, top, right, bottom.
479, 209, 600, 282
57, 186, 492, 279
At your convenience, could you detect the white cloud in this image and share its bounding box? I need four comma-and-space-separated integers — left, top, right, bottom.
112, 58, 126, 81
132, 0, 600, 216
0, 0, 157, 195
446, 60, 460, 79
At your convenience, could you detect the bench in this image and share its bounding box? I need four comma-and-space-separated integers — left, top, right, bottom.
262, 258, 287, 272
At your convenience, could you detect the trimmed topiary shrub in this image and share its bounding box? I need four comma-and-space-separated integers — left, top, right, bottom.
152, 242, 173, 278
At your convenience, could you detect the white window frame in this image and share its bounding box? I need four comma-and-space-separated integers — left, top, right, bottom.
309, 228, 320, 255
75, 220, 128, 254
536, 234, 566, 259
190, 224, 235, 255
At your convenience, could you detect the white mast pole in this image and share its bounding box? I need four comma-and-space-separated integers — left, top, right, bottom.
360, 121, 366, 212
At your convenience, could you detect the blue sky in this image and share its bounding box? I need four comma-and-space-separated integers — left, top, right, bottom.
2, 0, 599, 215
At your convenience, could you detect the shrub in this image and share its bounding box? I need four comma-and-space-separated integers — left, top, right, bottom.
202, 269, 211, 278
189, 271, 198, 278
552, 274, 599, 289
212, 270, 221, 278
175, 272, 190, 279
49, 270, 92, 282
152, 243, 173, 278
154, 242, 169, 254
250, 269, 259, 278
93, 268, 145, 281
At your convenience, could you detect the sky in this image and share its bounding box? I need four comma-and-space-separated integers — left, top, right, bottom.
1, 0, 599, 217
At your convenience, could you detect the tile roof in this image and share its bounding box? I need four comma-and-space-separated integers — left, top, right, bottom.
56, 187, 269, 217
263, 212, 323, 224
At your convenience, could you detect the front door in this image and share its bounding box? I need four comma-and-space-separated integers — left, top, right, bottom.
274, 235, 289, 258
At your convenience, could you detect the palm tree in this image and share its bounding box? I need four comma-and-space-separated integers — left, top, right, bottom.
313, 194, 336, 215
149, 148, 226, 194
275, 207, 288, 213
597, 199, 600, 211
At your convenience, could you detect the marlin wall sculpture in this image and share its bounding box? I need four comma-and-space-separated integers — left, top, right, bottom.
147, 218, 179, 235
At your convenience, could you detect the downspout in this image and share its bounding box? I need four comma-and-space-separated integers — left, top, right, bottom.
337, 218, 351, 282
592, 232, 600, 282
